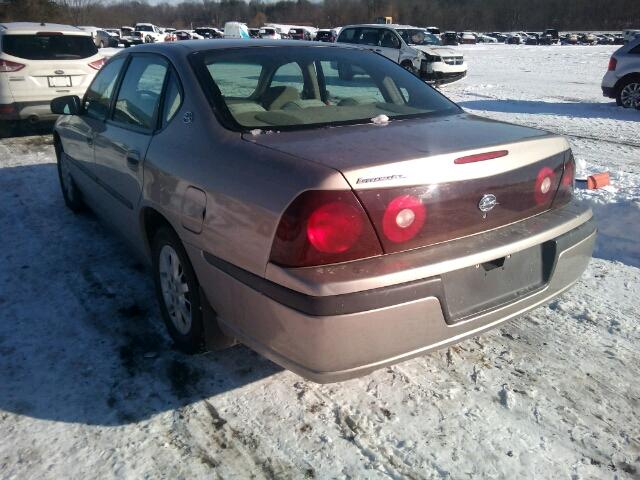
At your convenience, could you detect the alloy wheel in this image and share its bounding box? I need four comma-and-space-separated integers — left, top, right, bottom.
158, 244, 192, 335
620, 82, 640, 108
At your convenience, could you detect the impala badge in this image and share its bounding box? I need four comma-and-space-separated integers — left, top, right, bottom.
478, 194, 498, 218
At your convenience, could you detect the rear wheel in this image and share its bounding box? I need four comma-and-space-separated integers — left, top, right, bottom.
616, 77, 640, 108
152, 227, 205, 353
55, 139, 85, 212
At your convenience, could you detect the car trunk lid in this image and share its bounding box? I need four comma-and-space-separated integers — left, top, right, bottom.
244, 113, 573, 253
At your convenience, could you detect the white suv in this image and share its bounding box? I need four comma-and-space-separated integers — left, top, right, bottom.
602, 38, 640, 109
134, 23, 165, 43
337, 24, 467, 85
0, 22, 104, 122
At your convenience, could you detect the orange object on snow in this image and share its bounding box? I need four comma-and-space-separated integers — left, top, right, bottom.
587, 172, 610, 190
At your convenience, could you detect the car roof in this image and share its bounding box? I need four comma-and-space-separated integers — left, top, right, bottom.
0, 22, 90, 35
114, 39, 363, 59
341, 24, 420, 30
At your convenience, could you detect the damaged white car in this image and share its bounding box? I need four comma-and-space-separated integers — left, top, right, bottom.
337, 24, 467, 85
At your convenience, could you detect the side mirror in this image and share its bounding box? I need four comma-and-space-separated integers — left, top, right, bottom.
51, 95, 82, 115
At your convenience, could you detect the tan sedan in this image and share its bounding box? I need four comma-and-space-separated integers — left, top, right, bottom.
51, 40, 595, 382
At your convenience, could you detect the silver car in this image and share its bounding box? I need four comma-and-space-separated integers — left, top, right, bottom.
51, 41, 595, 383
602, 38, 640, 108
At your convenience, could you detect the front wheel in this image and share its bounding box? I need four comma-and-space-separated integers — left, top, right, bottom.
152, 227, 205, 353
401, 61, 418, 76
55, 140, 85, 212
616, 78, 640, 108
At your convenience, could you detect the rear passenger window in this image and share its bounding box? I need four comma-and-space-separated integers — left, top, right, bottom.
631, 44, 640, 54
84, 57, 125, 120
271, 62, 305, 91
357, 29, 382, 46
112, 55, 168, 130
208, 62, 263, 98
337, 28, 357, 43
162, 71, 182, 126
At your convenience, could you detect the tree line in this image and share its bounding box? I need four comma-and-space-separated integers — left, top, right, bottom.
1, 0, 639, 31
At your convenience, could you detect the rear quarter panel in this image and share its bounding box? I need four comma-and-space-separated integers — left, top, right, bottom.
141, 55, 347, 276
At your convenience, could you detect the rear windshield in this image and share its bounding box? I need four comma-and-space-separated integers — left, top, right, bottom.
1, 34, 97, 60
198, 46, 459, 131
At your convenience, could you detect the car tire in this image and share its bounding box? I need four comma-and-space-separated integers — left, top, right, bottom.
55, 139, 85, 212
152, 226, 205, 354
100, 40, 106, 48
616, 77, 640, 108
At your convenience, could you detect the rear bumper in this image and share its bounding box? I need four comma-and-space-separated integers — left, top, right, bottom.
0, 103, 56, 121
0, 100, 69, 121
189, 201, 595, 383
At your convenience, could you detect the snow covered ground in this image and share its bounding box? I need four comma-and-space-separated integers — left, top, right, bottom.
1, 44, 639, 479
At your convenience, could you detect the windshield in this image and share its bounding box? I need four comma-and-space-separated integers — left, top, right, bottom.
197, 46, 459, 131
136, 25, 153, 32
397, 29, 442, 46
1, 34, 97, 60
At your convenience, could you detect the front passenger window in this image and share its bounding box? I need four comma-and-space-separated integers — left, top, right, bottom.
112, 56, 168, 130
84, 57, 125, 120
380, 32, 400, 49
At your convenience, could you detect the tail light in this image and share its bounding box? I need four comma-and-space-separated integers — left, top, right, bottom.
454, 150, 508, 165
356, 154, 566, 254
0, 59, 25, 72
554, 154, 576, 206
0, 104, 17, 114
608, 57, 617, 71
382, 195, 426, 243
269, 190, 382, 267
534, 166, 556, 205
88, 58, 106, 70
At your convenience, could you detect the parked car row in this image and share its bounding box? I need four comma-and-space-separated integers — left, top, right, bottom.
439, 29, 629, 46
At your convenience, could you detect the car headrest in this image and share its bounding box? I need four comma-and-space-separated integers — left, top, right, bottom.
263, 86, 300, 110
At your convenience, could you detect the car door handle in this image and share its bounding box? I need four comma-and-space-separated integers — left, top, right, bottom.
86, 135, 93, 146
374, 48, 382, 52
126, 151, 140, 170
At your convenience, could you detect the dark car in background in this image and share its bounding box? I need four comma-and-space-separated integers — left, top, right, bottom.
95, 29, 118, 48
441, 31, 458, 45
194, 27, 222, 39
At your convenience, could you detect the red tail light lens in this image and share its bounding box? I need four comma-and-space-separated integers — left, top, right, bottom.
534, 167, 556, 205
0, 59, 25, 73
307, 201, 363, 253
88, 58, 106, 70
554, 154, 575, 206
270, 190, 382, 267
608, 57, 617, 71
561, 157, 575, 187
382, 195, 426, 243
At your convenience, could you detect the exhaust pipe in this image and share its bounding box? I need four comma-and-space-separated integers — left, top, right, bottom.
27, 115, 40, 124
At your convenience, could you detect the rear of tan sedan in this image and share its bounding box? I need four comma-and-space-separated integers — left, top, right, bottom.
181, 118, 594, 383
87, 42, 593, 383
